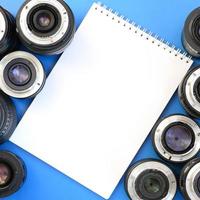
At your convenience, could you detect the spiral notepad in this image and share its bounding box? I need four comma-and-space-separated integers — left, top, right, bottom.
11, 2, 193, 199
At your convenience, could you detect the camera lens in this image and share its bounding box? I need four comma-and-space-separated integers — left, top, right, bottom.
0, 91, 17, 143
179, 66, 200, 118
182, 7, 200, 57
125, 159, 177, 200
0, 6, 18, 57
152, 114, 200, 163
0, 151, 25, 198
0, 51, 46, 98
16, 0, 75, 55
180, 158, 200, 200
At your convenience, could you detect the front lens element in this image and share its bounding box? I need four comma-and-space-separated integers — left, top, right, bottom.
0, 163, 11, 186
144, 177, 160, 194
8, 64, 31, 86
37, 12, 51, 27
164, 124, 193, 153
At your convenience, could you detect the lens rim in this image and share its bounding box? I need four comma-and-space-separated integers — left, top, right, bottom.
152, 114, 200, 163
180, 158, 200, 200
161, 122, 195, 155
16, 0, 75, 55
179, 66, 200, 118
0, 51, 45, 98
125, 159, 177, 200
0, 151, 25, 198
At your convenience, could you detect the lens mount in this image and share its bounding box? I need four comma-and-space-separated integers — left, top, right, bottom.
0, 51, 45, 98
125, 159, 177, 200
182, 7, 200, 57
0, 92, 17, 143
180, 158, 200, 200
179, 66, 200, 118
0, 7, 18, 57
0, 151, 25, 198
152, 115, 200, 163
16, 0, 75, 55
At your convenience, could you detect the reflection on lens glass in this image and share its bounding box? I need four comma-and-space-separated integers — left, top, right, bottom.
144, 177, 160, 194
0, 163, 11, 186
164, 124, 193, 152
9, 64, 31, 86
38, 13, 51, 27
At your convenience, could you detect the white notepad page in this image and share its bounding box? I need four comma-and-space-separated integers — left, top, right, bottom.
11, 2, 193, 199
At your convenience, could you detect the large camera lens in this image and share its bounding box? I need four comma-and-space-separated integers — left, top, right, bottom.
16, 0, 75, 55
0, 151, 25, 198
0, 91, 17, 143
125, 159, 177, 200
182, 8, 200, 57
179, 66, 200, 118
152, 115, 200, 163
0, 6, 18, 57
0, 51, 46, 98
180, 158, 200, 200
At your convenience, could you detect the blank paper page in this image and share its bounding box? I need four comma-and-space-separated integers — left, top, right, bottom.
11, 2, 193, 199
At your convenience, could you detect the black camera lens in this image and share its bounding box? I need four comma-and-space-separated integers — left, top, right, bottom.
0, 6, 18, 57
0, 91, 17, 143
0, 51, 46, 98
0, 151, 25, 198
180, 158, 200, 200
152, 115, 200, 163
179, 66, 200, 118
16, 0, 75, 55
182, 7, 200, 57
125, 159, 177, 200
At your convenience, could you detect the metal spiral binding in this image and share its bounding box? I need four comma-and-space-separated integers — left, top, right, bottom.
96, 2, 192, 63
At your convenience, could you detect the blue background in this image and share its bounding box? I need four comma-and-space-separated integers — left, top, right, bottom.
0, 0, 200, 199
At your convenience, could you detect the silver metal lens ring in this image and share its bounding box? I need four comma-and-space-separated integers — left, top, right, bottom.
179, 66, 200, 118
0, 51, 45, 98
180, 158, 200, 200
125, 159, 177, 200
16, 0, 75, 55
152, 114, 200, 163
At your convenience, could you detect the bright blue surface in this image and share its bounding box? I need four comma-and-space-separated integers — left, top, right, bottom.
0, 0, 200, 199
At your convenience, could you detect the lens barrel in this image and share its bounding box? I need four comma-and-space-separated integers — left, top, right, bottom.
0, 51, 46, 98
0, 151, 25, 198
0, 6, 18, 57
180, 158, 200, 200
125, 159, 177, 200
179, 66, 200, 118
16, 0, 75, 55
152, 114, 200, 163
0, 91, 17, 143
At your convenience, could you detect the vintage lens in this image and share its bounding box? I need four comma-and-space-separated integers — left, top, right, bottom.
0, 91, 17, 143
182, 8, 200, 57
0, 151, 25, 198
0, 6, 18, 57
0, 51, 45, 98
180, 158, 200, 200
152, 115, 200, 163
179, 66, 200, 118
125, 159, 177, 200
16, 0, 75, 55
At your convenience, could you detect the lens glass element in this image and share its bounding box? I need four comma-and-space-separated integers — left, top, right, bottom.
8, 64, 31, 86
37, 12, 51, 28
144, 177, 160, 194
0, 163, 11, 187
164, 124, 193, 153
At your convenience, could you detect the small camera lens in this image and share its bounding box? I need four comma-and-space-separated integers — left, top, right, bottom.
0, 51, 46, 98
0, 91, 17, 143
0, 151, 25, 198
125, 159, 177, 200
152, 115, 200, 163
16, 0, 75, 55
0, 7, 18, 57
182, 8, 200, 57
179, 66, 200, 118
180, 158, 200, 199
